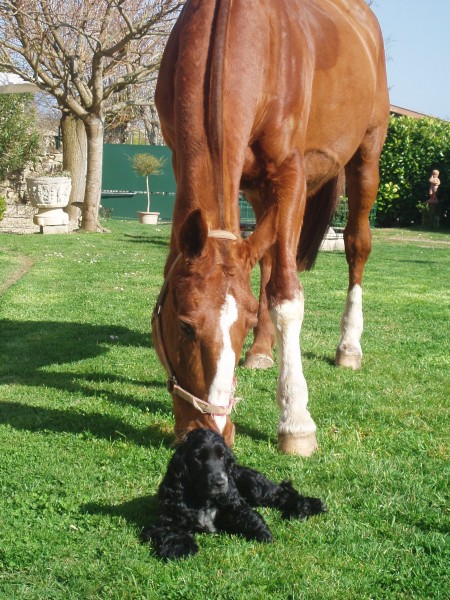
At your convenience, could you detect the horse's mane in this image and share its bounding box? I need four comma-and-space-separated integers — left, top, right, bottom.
207, 0, 232, 229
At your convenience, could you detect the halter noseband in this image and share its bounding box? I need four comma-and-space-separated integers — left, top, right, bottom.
152, 230, 240, 416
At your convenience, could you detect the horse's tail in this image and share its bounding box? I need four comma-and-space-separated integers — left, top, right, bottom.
296, 171, 344, 271
208, 0, 232, 228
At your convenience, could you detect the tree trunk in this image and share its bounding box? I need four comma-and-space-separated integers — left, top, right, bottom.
81, 114, 104, 232
61, 113, 87, 225
142, 105, 162, 145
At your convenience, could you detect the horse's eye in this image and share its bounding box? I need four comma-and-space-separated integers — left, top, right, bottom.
179, 319, 196, 339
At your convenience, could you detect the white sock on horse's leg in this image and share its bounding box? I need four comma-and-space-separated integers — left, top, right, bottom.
270, 292, 317, 456
336, 284, 363, 370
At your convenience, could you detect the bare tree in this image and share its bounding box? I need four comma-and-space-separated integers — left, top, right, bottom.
0, 0, 183, 231
140, 102, 164, 145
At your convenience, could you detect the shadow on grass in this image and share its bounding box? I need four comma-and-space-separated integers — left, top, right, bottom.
0, 318, 153, 368
2, 368, 169, 413
0, 319, 174, 443
303, 351, 336, 366
396, 259, 441, 265
123, 233, 170, 248
82, 494, 158, 533
0, 401, 174, 448
235, 422, 278, 447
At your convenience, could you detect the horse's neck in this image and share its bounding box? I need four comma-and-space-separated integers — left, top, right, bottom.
173, 190, 240, 236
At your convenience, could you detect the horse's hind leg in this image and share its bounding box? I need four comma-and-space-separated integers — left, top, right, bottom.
243, 253, 276, 369
243, 192, 276, 369
336, 129, 384, 369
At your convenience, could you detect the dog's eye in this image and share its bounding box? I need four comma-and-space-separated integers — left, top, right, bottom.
179, 319, 196, 340
215, 446, 225, 460
199, 449, 209, 461
194, 448, 209, 463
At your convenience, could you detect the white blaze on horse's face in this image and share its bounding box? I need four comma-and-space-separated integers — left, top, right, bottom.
208, 293, 238, 432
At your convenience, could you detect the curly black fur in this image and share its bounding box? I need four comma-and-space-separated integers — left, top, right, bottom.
143, 429, 327, 560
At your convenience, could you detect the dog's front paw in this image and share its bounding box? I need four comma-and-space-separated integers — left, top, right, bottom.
279, 482, 327, 520
144, 526, 199, 560
159, 534, 199, 560
253, 525, 273, 543
281, 496, 327, 520
304, 496, 327, 517
140, 527, 153, 543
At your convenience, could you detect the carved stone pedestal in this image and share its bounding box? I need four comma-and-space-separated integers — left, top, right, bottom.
26, 176, 71, 233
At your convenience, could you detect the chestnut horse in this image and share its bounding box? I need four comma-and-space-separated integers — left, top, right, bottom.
152, 0, 389, 456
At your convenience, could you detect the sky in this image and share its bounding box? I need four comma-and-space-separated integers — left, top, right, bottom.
370, 0, 450, 120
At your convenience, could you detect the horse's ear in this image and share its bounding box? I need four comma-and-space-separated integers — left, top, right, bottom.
243, 206, 278, 267
179, 209, 209, 258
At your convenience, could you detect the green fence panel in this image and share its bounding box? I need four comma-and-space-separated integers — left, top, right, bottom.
331, 197, 377, 228
101, 144, 175, 220
101, 145, 376, 228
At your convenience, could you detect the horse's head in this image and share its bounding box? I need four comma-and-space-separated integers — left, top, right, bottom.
153, 208, 277, 446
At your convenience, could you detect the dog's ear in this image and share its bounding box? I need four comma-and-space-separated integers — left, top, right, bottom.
168, 444, 190, 482
223, 444, 236, 470
160, 444, 191, 500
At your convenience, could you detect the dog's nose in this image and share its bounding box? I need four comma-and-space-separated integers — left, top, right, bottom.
212, 473, 228, 489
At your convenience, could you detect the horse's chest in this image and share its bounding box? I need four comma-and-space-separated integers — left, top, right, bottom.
197, 506, 218, 532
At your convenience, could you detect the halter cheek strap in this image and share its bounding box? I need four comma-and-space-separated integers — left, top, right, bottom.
152, 230, 240, 416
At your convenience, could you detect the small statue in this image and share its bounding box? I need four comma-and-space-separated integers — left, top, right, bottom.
425, 169, 441, 228
427, 169, 440, 205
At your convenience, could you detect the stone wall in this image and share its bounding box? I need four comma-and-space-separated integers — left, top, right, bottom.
0, 137, 62, 233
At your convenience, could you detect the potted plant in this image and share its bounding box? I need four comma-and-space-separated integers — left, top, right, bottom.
131, 153, 166, 224
26, 166, 72, 231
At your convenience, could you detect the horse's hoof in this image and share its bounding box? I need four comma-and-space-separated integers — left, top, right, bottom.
242, 353, 274, 369
335, 349, 362, 370
278, 432, 318, 457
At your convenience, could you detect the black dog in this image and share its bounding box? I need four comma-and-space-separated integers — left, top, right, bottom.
143, 428, 326, 560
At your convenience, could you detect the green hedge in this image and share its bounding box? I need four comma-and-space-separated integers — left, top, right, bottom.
0, 93, 41, 180
377, 115, 450, 227
0, 195, 6, 221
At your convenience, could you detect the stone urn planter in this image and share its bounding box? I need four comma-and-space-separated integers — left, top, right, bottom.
320, 227, 345, 251
137, 210, 159, 225
26, 175, 72, 233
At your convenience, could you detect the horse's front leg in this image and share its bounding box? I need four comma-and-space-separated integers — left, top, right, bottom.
270, 280, 317, 455
266, 150, 317, 456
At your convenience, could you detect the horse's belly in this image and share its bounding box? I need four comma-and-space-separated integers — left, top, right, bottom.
304, 149, 342, 196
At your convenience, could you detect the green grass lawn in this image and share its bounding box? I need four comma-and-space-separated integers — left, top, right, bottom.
0, 222, 448, 599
